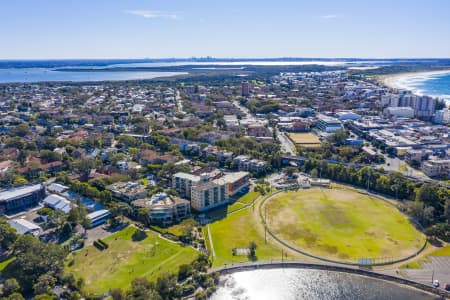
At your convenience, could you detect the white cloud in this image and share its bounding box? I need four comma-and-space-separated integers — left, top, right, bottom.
321, 14, 338, 20
125, 10, 178, 20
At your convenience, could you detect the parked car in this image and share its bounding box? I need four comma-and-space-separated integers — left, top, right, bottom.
433, 279, 439, 287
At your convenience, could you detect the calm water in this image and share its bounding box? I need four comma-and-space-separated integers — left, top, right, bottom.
211, 269, 438, 300
392, 71, 450, 104
0, 68, 186, 83
0, 60, 363, 83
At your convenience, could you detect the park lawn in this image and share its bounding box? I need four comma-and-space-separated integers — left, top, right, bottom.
208, 206, 282, 267
152, 218, 197, 237
429, 245, 450, 256
0, 257, 14, 273
65, 226, 198, 295
265, 189, 425, 262
204, 192, 261, 219
227, 201, 246, 212
401, 244, 450, 269
236, 191, 259, 206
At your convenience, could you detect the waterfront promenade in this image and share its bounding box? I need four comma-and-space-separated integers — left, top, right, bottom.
210, 260, 450, 298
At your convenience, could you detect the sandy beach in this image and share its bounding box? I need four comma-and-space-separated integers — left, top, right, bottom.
380, 69, 450, 90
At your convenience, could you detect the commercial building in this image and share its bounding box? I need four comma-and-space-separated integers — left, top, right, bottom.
86, 209, 111, 227
0, 184, 45, 215
335, 111, 361, 121
421, 160, 450, 178
43, 194, 73, 214
434, 108, 450, 124
47, 183, 69, 194
316, 115, 342, 133
132, 192, 190, 226
106, 182, 147, 202
384, 107, 415, 118
9, 219, 42, 235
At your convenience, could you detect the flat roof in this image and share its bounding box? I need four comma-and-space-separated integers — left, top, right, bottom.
173, 172, 201, 182
0, 184, 43, 202
87, 209, 111, 221
221, 172, 250, 183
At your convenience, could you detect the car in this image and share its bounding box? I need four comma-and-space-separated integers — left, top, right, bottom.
433, 279, 439, 287
445, 283, 450, 291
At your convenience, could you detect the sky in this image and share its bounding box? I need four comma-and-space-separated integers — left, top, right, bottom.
1, 0, 450, 59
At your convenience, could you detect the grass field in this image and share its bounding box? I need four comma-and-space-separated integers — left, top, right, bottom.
227, 191, 259, 211
207, 204, 284, 267
0, 257, 14, 273
401, 244, 450, 269
264, 189, 425, 262
288, 132, 321, 148
65, 226, 198, 294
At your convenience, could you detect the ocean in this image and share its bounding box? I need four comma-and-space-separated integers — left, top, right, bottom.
390, 71, 450, 105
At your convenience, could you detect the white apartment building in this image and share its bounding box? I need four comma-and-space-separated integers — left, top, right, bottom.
422, 159, 450, 178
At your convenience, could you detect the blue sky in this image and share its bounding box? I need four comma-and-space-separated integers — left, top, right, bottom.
1, 0, 450, 59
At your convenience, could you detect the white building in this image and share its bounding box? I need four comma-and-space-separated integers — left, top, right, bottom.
316, 115, 342, 133
43, 194, 73, 214
384, 107, 415, 118
434, 108, 450, 124
335, 111, 361, 121
172, 172, 202, 199
9, 219, 42, 235
422, 160, 450, 178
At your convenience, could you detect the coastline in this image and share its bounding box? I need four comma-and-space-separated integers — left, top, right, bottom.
380, 69, 450, 92
211, 262, 450, 299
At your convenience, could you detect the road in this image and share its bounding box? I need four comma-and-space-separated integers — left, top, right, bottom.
176, 90, 185, 114
232, 99, 295, 155
232, 100, 249, 117
276, 130, 296, 155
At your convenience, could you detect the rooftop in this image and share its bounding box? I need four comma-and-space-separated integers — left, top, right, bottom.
0, 184, 43, 202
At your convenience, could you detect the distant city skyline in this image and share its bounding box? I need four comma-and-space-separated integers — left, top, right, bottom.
1, 0, 450, 59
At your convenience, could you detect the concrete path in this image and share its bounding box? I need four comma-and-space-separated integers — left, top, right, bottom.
207, 224, 216, 258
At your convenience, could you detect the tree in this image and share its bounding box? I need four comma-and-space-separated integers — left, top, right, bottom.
127, 277, 162, 300
3, 293, 25, 300
110, 288, 125, 300
10, 123, 30, 137
12, 176, 28, 187
136, 208, 151, 227
0, 218, 18, 250
416, 184, 440, 209
11, 235, 66, 291
2, 278, 20, 296
33, 274, 57, 296
445, 199, 450, 223
156, 273, 177, 300
178, 264, 193, 281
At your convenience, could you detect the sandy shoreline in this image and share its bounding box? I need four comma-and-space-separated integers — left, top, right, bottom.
380, 69, 450, 90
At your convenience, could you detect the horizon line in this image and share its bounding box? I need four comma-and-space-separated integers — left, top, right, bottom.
1, 57, 450, 61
